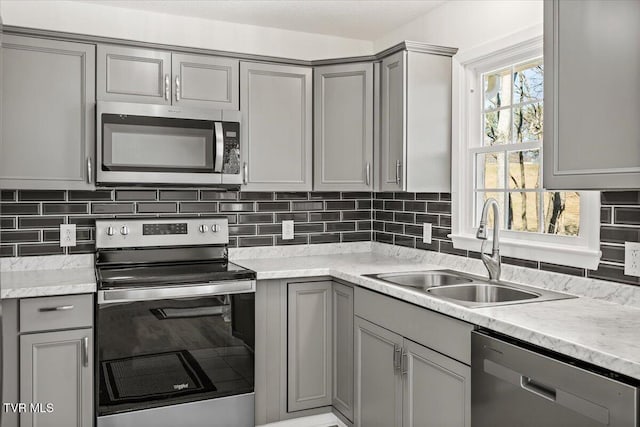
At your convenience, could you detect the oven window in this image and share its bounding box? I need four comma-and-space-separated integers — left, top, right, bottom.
97, 294, 254, 415
102, 114, 215, 173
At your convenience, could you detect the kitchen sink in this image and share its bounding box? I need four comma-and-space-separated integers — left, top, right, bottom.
371, 271, 473, 290
364, 270, 576, 308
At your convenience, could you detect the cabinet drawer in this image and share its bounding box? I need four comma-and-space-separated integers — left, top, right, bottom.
20, 294, 93, 333
355, 287, 473, 364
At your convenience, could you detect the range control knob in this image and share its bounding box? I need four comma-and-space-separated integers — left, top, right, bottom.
106, 226, 115, 236
199, 224, 209, 233
210, 224, 219, 233
120, 225, 129, 236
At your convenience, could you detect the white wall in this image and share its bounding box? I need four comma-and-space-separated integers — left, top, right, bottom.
374, 0, 543, 53
0, 0, 373, 60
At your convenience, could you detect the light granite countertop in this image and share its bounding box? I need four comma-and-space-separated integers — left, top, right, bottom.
231, 243, 640, 381
2, 243, 639, 381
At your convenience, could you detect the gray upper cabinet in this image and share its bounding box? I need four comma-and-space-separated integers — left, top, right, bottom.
287, 281, 333, 412
354, 316, 403, 427
380, 49, 455, 192
332, 282, 354, 421
97, 45, 239, 109
402, 339, 470, 427
240, 61, 313, 191
20, 328, 93, 427
97, 45, 171, 104
1, 35, 95, 190
543, 0, 640, 189
172, 53, 239, 109
314, 63, 374, 191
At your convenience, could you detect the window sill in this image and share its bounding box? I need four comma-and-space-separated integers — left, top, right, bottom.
450, 234, 601, 270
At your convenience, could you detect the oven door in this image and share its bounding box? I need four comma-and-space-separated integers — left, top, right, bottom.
96, 281, 255, 421
96, 101, 224, 185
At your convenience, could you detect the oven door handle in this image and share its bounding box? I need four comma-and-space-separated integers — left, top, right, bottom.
97, 280, 255, 304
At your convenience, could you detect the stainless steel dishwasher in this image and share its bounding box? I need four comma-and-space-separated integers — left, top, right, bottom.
472, 331, 639, 427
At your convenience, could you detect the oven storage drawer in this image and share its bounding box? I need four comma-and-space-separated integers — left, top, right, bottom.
20, 294, 93, 333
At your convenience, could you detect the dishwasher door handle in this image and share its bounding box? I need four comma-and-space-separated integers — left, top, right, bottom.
520, 376, 556, 402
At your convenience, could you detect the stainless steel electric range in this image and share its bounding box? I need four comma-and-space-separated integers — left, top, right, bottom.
94, 217, 256, 427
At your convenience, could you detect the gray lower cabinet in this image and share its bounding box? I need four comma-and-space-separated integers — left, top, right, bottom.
20, 329, 93, 427
240, 61, 313, 191
354, 287, 472, 427
1, 35, 95, 189
287, 281, 333, 412
97, 45, 239, 109
332, 282, 354, 421
354, 317, 403, 427
314, 63, 374, 191
379, 48, 455, 192
543, 0, 640, 189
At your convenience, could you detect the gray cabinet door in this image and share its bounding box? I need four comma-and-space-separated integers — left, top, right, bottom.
1, 35, 95, 190
380, 51, 406, 192
402, 339, 471, 427
314, 63, 374, 191
240, 62, 313, 191
544, 0, 640, 189
97, 44, 171, 104
172, 53, 239, 110
332, 282, 354, 421
354, 316, 403, 427
20, 329, 93, 427
287, 281, 333, 412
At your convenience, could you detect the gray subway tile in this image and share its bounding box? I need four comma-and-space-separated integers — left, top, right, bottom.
342, 211, 371, 221
600, 245, 626, 264
394, 235, 416, 248
18, 216, 65, 229
68, 190, 113, 201
239, 236, 273, 247
426, 201, 452, 214
116, 190, 157, 201
68, 242, 96, 254
1, 217, 16, 229
295, 223, 324, 233
239, 213, 274, 224
240, 192, 274, 201
539, 262, 586, 277
309, 192, 340, 200
309, 211, 340, 222
276, 192, 309, 200
600, 226, 640, 244
415, 192, 439, 201
276, 235, 308, 245
404, 201, 427, 213
257, 224, 282, 235
1, 203, 40, 215
384, 201, 403, 210
310, 233, 340, 244
326, 201, 355, 210
374, 232, 393, 244
1, 230, 40, 243
201, 190, 238, 200
326, 222, 356, 232
614, 207, 640, 225
415, 213, 439, 225
393, 192, 415, 200
220, 202, 255, 212
1, 245, 16, 257
342, 232, 372, 242
159, 190, 198, 201
43, 203, 88, 215
257, 202, 290, 212
17, 243, 64, 256
92, 203, 135, 214
229, 225, 257, 236
600, 207, 612, 224
1, 191, 16, 201
342, 192, 371, 199
292, 201, 323, 211
179, 202, 218, 213
601, 191, 640, 206
384, 223, 403, 234
357, 221, 372, 231
137, 202, 177, 214
18, 190, 65, 201
276, 212, 308, 222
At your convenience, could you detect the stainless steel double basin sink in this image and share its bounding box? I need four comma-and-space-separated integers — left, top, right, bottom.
364, 270, 575, 308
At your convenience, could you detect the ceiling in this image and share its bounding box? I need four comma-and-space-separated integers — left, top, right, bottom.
75, 0, 446, 41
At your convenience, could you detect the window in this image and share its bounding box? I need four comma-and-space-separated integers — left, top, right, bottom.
451, 30, 601, 269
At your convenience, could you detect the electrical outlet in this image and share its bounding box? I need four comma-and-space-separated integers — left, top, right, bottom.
625, 242, 640, 277
282, 220, 294, 240
59, 224, 76, 247
423, 223, 432, 244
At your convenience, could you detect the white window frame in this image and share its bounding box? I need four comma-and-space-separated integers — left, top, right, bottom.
450, 25, 601, 269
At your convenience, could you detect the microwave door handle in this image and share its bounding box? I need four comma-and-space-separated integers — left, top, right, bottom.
214, 122, 224, 173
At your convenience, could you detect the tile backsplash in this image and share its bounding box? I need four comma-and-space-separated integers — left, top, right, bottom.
0, 189, 372, 256
373, 191, 640, 287
1, 188, 638, 286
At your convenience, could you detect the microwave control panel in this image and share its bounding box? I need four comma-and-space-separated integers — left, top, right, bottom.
222, 122, 241, 175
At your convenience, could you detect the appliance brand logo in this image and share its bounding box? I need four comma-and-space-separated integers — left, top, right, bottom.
173, 383, 189, 391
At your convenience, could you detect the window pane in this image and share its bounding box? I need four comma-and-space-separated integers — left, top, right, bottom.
513, 60, 543, 104
513, 102, 543, 143
484, 110, 511, 145
508, 149, 540, 190
508, 192, 540, 233
476, 152, 505, 189
484, 67, 512, 110
476, 192, 504, 229
543, 192, 580, 236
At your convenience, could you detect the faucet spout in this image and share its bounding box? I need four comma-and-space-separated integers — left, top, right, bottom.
476, 198, 501, 281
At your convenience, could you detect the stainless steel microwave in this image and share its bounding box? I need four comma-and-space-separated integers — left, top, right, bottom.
96, 101, 242, 186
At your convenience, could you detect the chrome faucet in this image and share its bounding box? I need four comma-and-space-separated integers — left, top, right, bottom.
476, 198, 501, 281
